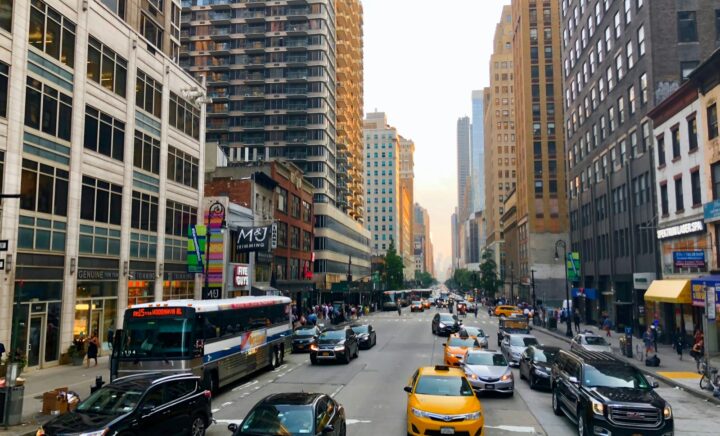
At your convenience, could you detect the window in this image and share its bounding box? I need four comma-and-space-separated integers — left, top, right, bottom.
169, 92, 200, 140
0, 61, 7, 118
165, 200, 197, 237
100, 0, 126, 20
660, 184, 669, 216
675, 177, 684, 212
277, 222, 288, 248
713, 163, 720, 199
626, 41, 634, 70
136, 70, 162, 118
640, 73, 648, 105
637, 25, 646, 56
290, 226, 300, 249
167, 145, 199, 189
84, 106, 125, 161
28, 0, 75, 68
80, 176, 122, 225
290, 195, 301, 219
19, 158, 68, 216
708, 103, 719, 140
277, 188, 287, 213
133, 130, 161, 174
642, 121, 651, 152
671, 125, 681, 159
678, 11, 698, 43
24, 77, 73, 141
691, 170, 702, 206
141, 13, 163, 51
614, 12, 622, 38
87, 36, 127, 97
688, 115, 698, 151
618, 97, 625, 124
131, 190, 159, 231
628, 86, 636, 115
681, 61, 699, 80
607, 66, 614, 90
0, 0, 11, 32
657, 136, 666, 166
615, 54, 624, 81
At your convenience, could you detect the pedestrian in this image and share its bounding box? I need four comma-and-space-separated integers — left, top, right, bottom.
474, 303, 478, 318
397, 299, 402, 316
651, 325, 658, 353
674, 328, 684, 360
86, 331, 99, 368
573, 309, 581, 332
643, 327, 654, 356
602, 316, 612, 337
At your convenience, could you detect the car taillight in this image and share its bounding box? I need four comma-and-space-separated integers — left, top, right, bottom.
203, 390, 212, 399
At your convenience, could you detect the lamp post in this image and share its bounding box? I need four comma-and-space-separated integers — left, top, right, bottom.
554, 240, 573, 337
203, 201, 227, 300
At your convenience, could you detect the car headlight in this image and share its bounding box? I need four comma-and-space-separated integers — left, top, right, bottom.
412, 407, 432, 418
466, 373, 478, 380
591, 399, 605, 416
463, 411, 481, 420
310, 344, 319, 351
500, 372, 513, 381
334, 345, 346, 351
663, 404, 672, 419
439, 322, 447, 328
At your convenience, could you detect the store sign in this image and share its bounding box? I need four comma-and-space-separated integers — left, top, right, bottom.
77, 269, 120, 280
234, 264, 249, 288
130, 271, 156, 280
656, 220, 705, 239
236, 225, 274, 252
704, 199, 720, 223
673, 251, 706, 268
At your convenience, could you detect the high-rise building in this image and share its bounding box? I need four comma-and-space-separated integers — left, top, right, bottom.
181, 0, 370, 289
399, 136, 415, 277
335, 0, 364, 223
512, 0, 568, 303
561, 0, 719, 328
0, 0, 205, 369
414, 203, 434, 276
457, 116, 472, 222
471, 91, 485, 215
484, 6, 516, 275
451, 210, 460, 271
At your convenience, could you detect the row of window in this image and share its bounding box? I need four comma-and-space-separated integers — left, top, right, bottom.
659, 172, 702, 216
275, 221, 312, 251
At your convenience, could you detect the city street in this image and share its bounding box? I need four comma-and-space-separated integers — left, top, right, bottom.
203, 307, 720, 436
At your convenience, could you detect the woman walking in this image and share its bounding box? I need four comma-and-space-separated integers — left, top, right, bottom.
674, 328, 684, 360
86, 331, 99, 368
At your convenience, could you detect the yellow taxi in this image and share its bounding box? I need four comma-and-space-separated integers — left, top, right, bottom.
494, 305, 523, 318
405, 365, 484, 436
443, 333, 482, 366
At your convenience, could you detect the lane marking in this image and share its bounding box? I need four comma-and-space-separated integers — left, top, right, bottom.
221, 401, 233, 407
330, 385, 344, 397
213, 419, 243, 424
484, 425, 538, 433
211, 408, 220, 413
346, 419, 372, 425
231, 380, 258, 391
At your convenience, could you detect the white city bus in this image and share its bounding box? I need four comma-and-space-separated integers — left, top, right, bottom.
110, 296, 292, 392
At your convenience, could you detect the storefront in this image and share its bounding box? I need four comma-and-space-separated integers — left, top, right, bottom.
643, 280, 694, 344
162, 267, 195, 300
571, 288, 598, 324
127, 262, 156, 306
227, 263, 251, 297
690, 277, 720, 355
75, 265, 119, 352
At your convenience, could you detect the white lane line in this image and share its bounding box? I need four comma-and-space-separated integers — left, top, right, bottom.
329, 385, 344, 397
345, 419, 372, 425
484, 425, 538, 433
213, 419, 243, 424
232, 380, 258, 391
211, 408, 220, 413
221, 401, 233, 407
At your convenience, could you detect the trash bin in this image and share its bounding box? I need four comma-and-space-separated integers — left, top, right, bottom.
0, 385, 25, 426
624, 327, 633, 358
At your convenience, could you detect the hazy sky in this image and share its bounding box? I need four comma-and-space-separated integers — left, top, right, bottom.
363, 0, 508, 281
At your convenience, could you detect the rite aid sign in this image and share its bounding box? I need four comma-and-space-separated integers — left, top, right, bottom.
232, 264, 250, 289
656, 220, 705, 240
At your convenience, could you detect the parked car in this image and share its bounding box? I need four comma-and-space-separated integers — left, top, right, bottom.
551, 350, 673, 436
570, 332, 613, 354
431, 312, 461, 336
292, 325, 322, 353
351, 323, 377, 349
310, 326, 359, 364
228, 392, 346, 435
462, 350, 514, 396
518, 345, 560, 390
37, 373, 212, 436
500, 333, 539, 367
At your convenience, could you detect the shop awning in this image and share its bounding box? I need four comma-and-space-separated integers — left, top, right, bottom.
644, 280, 691, 304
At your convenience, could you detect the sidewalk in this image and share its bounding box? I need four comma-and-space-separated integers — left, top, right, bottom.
534, 322, 720, 404
1, 356, 110, 436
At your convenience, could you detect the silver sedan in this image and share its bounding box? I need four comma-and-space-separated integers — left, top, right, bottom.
462, 350, 514, 396
460, 326, 489, 349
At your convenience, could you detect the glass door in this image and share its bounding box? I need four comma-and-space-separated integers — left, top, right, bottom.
90, 308, 103, 350
26, 315, 44, 368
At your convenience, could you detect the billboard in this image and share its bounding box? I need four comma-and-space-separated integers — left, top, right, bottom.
236, 224, 276, 252
566, 252, 581, 282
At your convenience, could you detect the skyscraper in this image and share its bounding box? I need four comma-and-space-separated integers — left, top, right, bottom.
512, 0, 568, 302
471, 91, 485, 215
457, 116, 472, 222
399, 136, 416, 277
414, 203, 435, 276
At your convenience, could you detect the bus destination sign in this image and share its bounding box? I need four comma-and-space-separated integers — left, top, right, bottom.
130, 307, 189, 318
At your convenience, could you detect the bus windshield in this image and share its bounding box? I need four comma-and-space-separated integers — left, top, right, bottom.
120, 317, 193, 359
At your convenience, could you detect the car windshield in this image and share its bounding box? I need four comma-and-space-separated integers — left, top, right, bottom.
510, 337, 538, 347
448, 338, 478, 348
414, 376, 474, 396
533, 349, 558, 363
76, 387, 143, 416
584, 336, 609, 346
465, 353, 507, 366
120, 317, 192, 359
439, 315, 456, 323
294, 328, 316, 336
320, 330, 346, 340
351, 325, 369, 334
240, 404, 314, 435
583, 364, 651, 389
412, 301, 421, 305
462, 327, 485, 337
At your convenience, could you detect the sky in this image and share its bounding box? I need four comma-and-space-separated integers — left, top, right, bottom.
362, 0, 508, 281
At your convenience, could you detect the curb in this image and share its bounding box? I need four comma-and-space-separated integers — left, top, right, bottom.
533, 325, 720, 405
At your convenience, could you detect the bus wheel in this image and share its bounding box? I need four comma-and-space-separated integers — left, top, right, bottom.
203, 370, 218, 395
269, 347, 278, 368
279, 344, 285, 364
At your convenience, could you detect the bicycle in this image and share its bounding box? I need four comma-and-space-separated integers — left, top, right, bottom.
698, 358, 720, 393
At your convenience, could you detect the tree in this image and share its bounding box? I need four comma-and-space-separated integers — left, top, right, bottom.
384, 239, 404, 290
479, 249, 502, 298
414, 270, 437, 288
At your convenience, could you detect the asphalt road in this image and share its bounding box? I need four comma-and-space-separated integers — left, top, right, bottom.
205, 306, 720, 436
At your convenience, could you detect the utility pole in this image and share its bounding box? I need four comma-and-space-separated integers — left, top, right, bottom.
531, 269, 537, 307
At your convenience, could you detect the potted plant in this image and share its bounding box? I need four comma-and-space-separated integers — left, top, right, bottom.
67, 344, 85, 366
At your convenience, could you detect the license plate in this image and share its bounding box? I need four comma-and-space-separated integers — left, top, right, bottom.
485, 384, 495, 390
440, 428, 455, 435
322, 352, 330, 356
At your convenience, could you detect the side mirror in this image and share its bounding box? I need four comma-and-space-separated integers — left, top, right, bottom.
322, 425, 335, 434
404, 386, 412, 393
228, 423, 238, 432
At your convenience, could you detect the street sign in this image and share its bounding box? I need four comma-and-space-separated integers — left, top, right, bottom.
0, 240, 7, 251
708, 285, 718, 321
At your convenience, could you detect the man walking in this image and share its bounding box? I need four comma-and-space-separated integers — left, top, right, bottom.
573, 309, 581, 332
474, 303, 478, 318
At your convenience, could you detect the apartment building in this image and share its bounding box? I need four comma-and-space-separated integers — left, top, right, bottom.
0, 0, 205, 370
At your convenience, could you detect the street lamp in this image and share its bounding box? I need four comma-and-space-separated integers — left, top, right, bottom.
203, 201, 227, 299
554, 240, 573, 337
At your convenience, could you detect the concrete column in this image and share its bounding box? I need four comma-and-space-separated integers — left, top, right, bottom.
154, 60, 170, 302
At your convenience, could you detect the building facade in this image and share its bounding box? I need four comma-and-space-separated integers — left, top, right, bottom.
399, 136, 415, 277
451, 209, 460, 271
335, 0, 364, 223
512, 0, 568, 305
561, 0, 719, 331
0, 0, 205, 370
471, 90, 485, 215
414, 203, 434, 276
457, 116, 472, 222
484, 6, 516, 280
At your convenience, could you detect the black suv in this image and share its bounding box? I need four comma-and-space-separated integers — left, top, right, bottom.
39, 373, 212, 436
310, 325, 359, 364
431, 313, 461, 336
551, 350, 674, 436
292, 325, 322, 352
